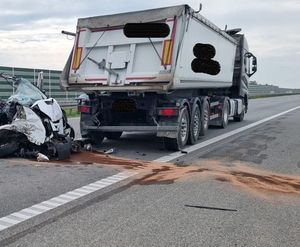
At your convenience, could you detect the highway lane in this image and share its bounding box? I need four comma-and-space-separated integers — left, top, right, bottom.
0, 95, 300, 246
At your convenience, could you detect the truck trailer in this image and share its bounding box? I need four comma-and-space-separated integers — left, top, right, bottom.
60, 4, 257, 150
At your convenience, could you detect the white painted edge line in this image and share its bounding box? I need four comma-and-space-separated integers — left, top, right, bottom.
154, 105, 300, 163
0, 171, 138, 232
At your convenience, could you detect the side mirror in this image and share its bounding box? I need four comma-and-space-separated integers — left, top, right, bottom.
251, 56, 257, 74
245, 52, 257, 77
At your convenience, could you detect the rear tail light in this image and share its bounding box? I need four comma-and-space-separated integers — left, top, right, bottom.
72, 47, 82, 70
162, 39, 173, 65
158, 108, 179, 117
78, 105, 90, 113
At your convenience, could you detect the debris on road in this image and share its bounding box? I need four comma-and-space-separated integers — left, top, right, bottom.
104, 148, 115, 154
37, 153, 49, 162
184, 204, 237, 212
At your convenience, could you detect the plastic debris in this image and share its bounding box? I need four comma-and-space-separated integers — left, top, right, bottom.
104, 148, 115, 154
37, 153, 49, 162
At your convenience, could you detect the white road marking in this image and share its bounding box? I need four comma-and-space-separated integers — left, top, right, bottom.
10, 213, 32, 220
154, 105, 300, 162
0, 217, 20, 225
31, 204, 53, 212
0, 171, 138, 232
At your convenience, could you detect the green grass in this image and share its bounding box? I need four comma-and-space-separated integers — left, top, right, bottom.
63, 107, 80, 118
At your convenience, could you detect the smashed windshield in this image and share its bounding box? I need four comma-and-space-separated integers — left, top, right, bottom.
8, 78, 47, 106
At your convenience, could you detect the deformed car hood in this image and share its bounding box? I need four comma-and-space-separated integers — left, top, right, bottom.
0, 106, 46, 145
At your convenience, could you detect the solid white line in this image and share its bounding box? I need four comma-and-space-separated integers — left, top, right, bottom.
42, 201, 61, 207
57, 194, 77, 201
75, 188, 94, 194
11, 212, 32, 220
0, 224, 9, 231
87, 183, 106, 189
154, 105, 300, 163
0, 217, 20, 225
65, 191, 85, 198
81, 185, 99, 191
0, 171, 137, 233
51, 196, 71, 203
82, 184, 98, 192
100, 179, 117, 184
102, 177, 122, 182
93, 181, 112, 186
31, 204, 53, 211
47, 198, 66, 205
65, 191, 85, 197
110, 174, 127, 179
20, 208, 42, 216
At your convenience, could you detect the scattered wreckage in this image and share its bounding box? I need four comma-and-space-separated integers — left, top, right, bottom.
0, 73, 76, 160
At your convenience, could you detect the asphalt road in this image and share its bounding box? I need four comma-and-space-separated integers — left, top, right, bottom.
0, 95, 300, 246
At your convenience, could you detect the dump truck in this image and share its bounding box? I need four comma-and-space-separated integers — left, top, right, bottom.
60, 4, 257, 150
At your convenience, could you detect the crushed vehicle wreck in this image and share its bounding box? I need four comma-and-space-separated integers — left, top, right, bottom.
0, 73, 75, 160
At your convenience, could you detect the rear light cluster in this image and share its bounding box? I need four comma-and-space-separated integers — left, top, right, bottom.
158, 108, 179, 117
78, 105, 90, 113
72, 47, 82, 70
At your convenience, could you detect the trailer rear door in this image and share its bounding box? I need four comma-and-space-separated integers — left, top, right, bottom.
69, 20, 177, 87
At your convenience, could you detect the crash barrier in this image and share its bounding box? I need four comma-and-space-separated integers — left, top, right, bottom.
0, 66, 80, 105
249, 84, 300, 97
1, 66, 299, 102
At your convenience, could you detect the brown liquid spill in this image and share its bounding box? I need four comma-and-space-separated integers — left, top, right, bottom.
59, 152, 149, 169
56, 152, 300, 197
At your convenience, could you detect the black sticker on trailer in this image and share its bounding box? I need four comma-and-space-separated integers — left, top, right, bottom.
191, 43, 221, 75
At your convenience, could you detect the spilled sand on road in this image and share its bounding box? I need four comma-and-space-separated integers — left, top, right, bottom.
58, 152, 300, 197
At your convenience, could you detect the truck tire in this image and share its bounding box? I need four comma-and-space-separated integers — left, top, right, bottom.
83, 131, 104, 145
163, 107, 190, 151
220, 100, 229, 128
233, 108, 245, 122
105, 132, 123, 140
188, 103, 200, 145
199, 100, 209, 136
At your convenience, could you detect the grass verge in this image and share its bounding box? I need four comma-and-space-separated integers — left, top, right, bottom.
63, 107, 80, 118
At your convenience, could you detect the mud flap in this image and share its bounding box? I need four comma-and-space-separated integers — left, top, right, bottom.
157, 118, 178, 139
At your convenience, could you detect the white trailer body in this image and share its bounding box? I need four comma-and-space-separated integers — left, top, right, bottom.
60, 5, 257, 151
61, 5, 237, 92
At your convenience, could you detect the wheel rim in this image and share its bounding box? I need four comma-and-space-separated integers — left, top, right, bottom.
180, 113, 188, 142
193, 110, 200, 137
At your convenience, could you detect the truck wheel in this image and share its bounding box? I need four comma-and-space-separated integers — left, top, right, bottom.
199, 100, 209, 136
233, 108, 245, 122
85, 131, 105, 145
163, 107, 190, 151
188, 103, 200, 145
220, 100, 229, 128
105, 132, 123, 140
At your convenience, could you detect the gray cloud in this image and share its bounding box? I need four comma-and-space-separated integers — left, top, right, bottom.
0, 0, 299, 88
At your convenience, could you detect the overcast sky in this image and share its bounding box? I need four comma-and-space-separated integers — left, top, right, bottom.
0, 0, 299, 88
